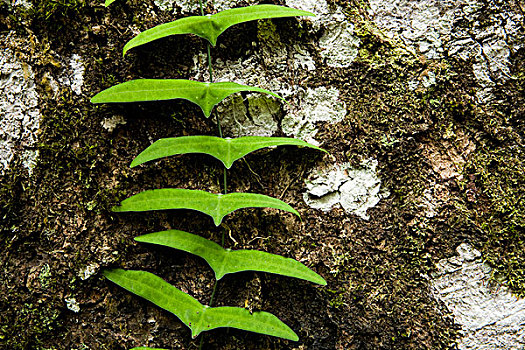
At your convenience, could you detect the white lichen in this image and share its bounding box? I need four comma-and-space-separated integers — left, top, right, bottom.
197, 53, 346, 141
0, 42, 41, 175
368, 0, 523, 103
58, 54, 85, 95
78, 263, 100, 281
156, 0, 257, 13
101, 115, 127, 132
303, 159, 390, 220
431, 243, 525, 350
10, 0, 32, 8
65, 297, 81, 313
282, 86, 347, 144
286, 0, 361, 68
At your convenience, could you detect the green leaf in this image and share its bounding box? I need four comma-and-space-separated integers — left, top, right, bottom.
90, 80, 284, 118
123, 5, 315, 54
104, 0, 115, 6
104, 269, 299, 340
130, 348, 168, 350
131, 136, 327, 169
112, 189, 300, 226
135, 230, 326, 285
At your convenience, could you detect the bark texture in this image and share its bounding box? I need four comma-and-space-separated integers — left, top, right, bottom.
0, 0, 524, 349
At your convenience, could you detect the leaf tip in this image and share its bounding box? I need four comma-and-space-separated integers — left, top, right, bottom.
102, 268, 118, 278
129, 159, 139, 168
303, 10, 316, 17
290, 332, 300, 342
203, 108, 213, 118
111, 205, 123, 212
123, 42, 132, 57
191, 329, 201, 339
133, 234, 149, 243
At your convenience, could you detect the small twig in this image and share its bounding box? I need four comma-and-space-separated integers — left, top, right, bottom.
279, 165, 306, 200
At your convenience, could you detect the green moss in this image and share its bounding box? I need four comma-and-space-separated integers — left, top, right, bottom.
464, 146, 525, 294
0, 300, 61, 349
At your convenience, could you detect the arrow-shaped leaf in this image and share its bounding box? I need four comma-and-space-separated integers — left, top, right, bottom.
135, 229, 326, 285
91, 80, 284, 118
104, 0, 115, 6
112, 189, 300, 226
104, 269, 299, 340
131, 136, 327, 169
123, 5, 315, 54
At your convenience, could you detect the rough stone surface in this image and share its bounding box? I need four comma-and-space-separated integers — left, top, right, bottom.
194, 53, 286, 137
303, 159, 390, 220
368, 0, 523, 103
319, 20, 360, 68
0, 41, 41, 175
431, 243, 525, 349
420, 129, 476, 181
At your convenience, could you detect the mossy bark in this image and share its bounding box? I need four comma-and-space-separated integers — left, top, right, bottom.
0, 0, 523, 349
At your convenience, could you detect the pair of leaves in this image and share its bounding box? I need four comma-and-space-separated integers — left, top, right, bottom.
122, 5, 314, 53
104, 269, 298, 340
131, 135, 326, 169
136, 229, 326, 284
91, 80, 283, 118
113, 189, 300, 226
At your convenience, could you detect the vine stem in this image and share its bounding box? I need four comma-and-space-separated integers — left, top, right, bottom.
199, 0, 227, 196
198, 0, 226, 348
